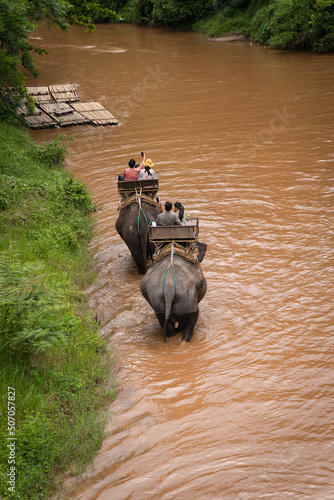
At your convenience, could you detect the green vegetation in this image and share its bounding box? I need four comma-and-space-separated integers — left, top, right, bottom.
250, 0, 334, 52
120, 0, 215, 29
194, 4, 254, 38
68, 0, 121, 28
119, 0, 334, 52
0, 123, 114, 499
195, 0, 334, 52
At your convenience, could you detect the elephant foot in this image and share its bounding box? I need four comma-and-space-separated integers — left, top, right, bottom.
181, 331, 194, 342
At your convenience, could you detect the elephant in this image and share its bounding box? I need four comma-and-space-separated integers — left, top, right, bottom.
140, 242, 207, 342
115, 199, 161, 274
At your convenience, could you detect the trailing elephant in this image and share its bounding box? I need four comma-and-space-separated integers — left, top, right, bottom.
140, 242, 207, 342
115, 198, 161, 274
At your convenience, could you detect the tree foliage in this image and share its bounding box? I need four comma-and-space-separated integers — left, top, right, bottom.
68, 0, 120, 31
250, 0, 334, 52
123, 0, 215, 27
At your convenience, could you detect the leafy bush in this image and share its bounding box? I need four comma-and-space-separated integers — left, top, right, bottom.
250, 0, 334, 52
62, 176, 96, 214
0, 124, 95, 261
0, 253, 77, 362
0, 306, 113, 498
31, 135, 71, 168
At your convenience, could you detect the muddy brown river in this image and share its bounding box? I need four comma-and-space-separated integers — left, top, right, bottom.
29, 23, 334, 499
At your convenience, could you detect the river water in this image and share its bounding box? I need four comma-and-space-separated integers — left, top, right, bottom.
29, 23, 334, 500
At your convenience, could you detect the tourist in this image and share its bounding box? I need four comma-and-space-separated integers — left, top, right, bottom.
156, 201, 182, 226
118, 154, 146, 181
174, 201, 190, 225
137, 158, 157, 180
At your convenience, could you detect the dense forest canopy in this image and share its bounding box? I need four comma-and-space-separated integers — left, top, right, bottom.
0, 0, 333, 124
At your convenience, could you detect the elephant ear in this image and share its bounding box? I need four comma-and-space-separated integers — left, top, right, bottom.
194, 241, 207, 263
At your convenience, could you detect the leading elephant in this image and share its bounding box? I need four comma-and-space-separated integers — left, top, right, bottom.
115, 200, 161, 274
140, 242, 207, 342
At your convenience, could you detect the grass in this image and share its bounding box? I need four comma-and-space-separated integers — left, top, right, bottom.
0, 122, 115, 499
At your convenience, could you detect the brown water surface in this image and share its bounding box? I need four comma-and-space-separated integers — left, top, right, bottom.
29, 23, 334, 499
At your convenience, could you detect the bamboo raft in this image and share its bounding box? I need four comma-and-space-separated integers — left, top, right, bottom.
24, 110, 57, 129
39, 102, 89, 127
26, 86, 52, 104
22, 84, 119, 129
49, 84, 79, 102
71, 102, 118, 125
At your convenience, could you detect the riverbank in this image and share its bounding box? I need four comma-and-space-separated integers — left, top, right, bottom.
119, 0, 334, 53
0, 123, 114, 499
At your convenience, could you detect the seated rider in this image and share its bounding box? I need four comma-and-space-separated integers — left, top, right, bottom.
118, 154, 146, 181
137, 158, 157, 180
156, 201, 182, 226
174, 201, 190, 225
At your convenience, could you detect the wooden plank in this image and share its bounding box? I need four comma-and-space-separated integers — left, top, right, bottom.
26, 86, 49, 95
117, 178, 159, 195
150, 225, 198, 242
24, 112, 57, 129
39, 102, 89, 126
49, 84, 79, 102
26, 86, 53, 104
71, 101, 119, 125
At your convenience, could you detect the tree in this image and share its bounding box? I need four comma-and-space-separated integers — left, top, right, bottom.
124, 0, 215, 27
250, 0, 334, 52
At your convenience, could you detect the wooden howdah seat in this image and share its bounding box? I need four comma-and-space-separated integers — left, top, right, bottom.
149, 219, 200, 263
149, 218, 199, 244
117, 176, 159, 198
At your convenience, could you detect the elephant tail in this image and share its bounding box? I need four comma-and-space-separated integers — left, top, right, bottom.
163, 296, 174, 343
162, 251, 176, 343
136, 195, 149, 263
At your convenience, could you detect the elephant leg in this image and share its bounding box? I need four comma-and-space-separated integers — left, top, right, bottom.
156, 313, 177, 337
128, 247, 146, 274
181, 326, 195, 342
137, 263, 147, 275
179, 310, 199, 342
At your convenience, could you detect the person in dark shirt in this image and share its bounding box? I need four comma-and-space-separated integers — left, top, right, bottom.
156, 201, 182, 226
